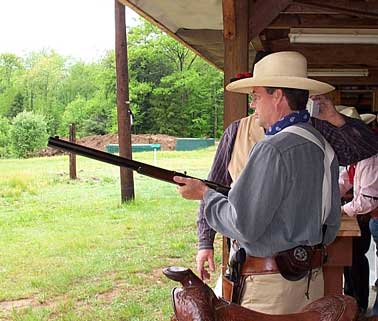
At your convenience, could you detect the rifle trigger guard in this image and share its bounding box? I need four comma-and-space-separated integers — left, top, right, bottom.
137, 166, 142, 173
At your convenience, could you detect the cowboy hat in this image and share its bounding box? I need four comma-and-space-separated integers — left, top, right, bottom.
337, 106, 361, 120
334, 105, 349, 113
226, 51, 335, 95
338, 107, 376, 125
360, 113, 376, 124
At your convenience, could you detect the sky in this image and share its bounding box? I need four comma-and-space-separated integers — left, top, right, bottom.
0, 0, 140, 62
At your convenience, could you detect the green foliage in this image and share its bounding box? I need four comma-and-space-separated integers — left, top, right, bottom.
0, 53, 23, 93
9, 111, 48, 158
6, 92, 25, 118
0, 116, 11, 157
59, 96, 87, 137
0, 17, 225, 158
81, 93, 115, 136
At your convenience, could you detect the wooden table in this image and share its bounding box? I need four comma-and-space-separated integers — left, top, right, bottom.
323, 215, 360, 295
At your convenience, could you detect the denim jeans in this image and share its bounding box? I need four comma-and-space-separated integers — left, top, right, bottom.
370, 218, 378, 256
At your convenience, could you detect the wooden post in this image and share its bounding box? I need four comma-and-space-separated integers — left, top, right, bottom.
115, 0, 135, 202
222, 0, 249, 281
223, 0, 249, 129
69, 123, 77, 180
373, 89, 378, 112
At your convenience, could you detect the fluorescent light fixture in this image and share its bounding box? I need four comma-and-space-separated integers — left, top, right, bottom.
307, 69, 369, 77
289, 28, 378, 44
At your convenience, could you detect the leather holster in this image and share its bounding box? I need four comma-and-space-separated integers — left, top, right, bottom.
222, 276, 234, 302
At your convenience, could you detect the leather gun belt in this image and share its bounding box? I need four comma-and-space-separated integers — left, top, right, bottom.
241, 249, 324, 276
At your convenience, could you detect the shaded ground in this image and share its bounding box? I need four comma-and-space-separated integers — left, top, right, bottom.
40, 133, 177, 156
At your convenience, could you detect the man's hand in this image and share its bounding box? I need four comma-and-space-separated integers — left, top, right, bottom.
196, 249, 215, 281
173, 176, 209, 200
310, 95, 346, 127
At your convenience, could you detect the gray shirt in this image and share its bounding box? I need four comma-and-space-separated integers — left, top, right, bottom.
203, 123, 341, 257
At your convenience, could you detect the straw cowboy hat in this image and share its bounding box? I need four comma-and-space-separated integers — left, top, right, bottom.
360, 113, 376, 125
337, 106, 377, 125
226, 51, 335, 95
335, 106, 361, 120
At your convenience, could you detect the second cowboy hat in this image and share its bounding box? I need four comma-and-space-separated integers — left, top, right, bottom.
336, 106, 377, 125
360, 113, 376, 125
226, 51, 335, 96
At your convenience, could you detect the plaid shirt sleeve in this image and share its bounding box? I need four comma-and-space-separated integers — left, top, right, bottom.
197, 120, 239, 250
312, 116, 378, 166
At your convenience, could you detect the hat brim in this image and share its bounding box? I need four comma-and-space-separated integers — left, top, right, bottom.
226, 76, 335, 96
360, 114, 376, 124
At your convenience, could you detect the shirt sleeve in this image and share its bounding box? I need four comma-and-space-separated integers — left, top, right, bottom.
339, 167, 353, 197
324, 158, 342, 245
312, 116, 378, 166
204, 141, 286, 244
197, 121, 238, 250
343, 158, 378, 216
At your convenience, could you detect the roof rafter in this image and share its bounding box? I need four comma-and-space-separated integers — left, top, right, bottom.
293, 0, 378, 19
248, 0, 292, 40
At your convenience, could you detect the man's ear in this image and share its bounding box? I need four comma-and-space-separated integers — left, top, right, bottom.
273, 89, 285, 105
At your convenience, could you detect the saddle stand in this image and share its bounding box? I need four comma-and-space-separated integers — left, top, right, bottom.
163, 266, 358, 321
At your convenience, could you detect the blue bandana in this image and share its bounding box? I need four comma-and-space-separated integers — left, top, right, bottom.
266, 110, 310, 136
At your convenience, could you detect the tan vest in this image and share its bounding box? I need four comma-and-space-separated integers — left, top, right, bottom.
228, 115, 265, 182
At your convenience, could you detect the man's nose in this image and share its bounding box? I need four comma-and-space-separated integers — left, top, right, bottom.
249, 100, 256, 110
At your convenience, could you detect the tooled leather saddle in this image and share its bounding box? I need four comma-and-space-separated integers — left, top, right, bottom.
163, 266, 359, 321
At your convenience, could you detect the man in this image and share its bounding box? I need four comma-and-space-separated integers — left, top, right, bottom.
174, 51, 341, 314
195, 64, 378, 285
338, 108, 378, 314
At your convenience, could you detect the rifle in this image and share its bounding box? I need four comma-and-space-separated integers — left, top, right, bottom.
48, 137, 231, 196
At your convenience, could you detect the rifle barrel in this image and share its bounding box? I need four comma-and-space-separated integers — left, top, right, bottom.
47, 137, 230, 196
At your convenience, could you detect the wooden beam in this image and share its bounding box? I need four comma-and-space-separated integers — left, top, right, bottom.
223, 0, 249, 128
270, 41, 378, 67
69, 124, 77, 180
249, 0, 292, 40
222, 0, 249, 286
115, 0, 135, 202
118, 0, 221, 71
311, 76, 378, 86
267, 14, 378, 29
373, 89, 378, 112
223, 0, 236, 40
284, 3, 339, 14
251, 36, 265, 51
294, 1, 378, 19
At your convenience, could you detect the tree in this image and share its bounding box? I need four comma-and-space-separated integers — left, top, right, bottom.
0, 116, 11, 158
59, 60, 99, 105
6, 92, 25, 118
59, 95, 87, 137
0, 17, 225, 141
9, 111, 48, 158
0, 53, 23, 93
21, 50, 66, 134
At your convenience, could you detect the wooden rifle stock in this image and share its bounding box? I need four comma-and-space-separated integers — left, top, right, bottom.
48, 137, 230, 196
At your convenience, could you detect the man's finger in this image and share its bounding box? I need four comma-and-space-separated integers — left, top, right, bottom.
208, 257, 215, 272
173, 176, 186, 184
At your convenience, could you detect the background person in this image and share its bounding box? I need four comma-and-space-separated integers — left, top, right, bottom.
196, 70, 378, 287
338, 108, 378, 314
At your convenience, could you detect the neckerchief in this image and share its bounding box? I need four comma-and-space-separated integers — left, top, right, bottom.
266, 110, 310, 136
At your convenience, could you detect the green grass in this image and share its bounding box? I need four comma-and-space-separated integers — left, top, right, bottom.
0, 148, 223, 320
